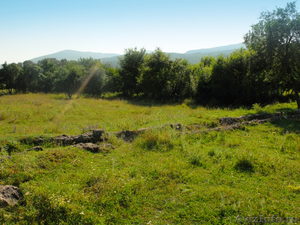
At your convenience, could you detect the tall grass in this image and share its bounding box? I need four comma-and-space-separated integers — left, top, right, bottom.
0, 93, 299, 224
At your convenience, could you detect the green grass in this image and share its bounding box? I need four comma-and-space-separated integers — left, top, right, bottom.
0, 93, 300, 224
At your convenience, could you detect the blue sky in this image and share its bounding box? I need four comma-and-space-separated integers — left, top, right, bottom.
0, 0, 295, 63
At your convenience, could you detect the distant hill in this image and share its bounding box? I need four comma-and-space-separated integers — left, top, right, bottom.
30, 50, 121, 63
30, 43, 246, 67
185, 43, 245, 54
168, 50, 241, 65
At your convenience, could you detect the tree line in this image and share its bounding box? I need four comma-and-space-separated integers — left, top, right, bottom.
1, 2, 299, 107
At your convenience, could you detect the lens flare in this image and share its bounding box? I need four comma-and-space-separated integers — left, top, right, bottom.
52, 67, 99, 125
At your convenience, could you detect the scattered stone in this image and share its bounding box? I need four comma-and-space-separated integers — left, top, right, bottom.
112, 123, 184, 142
0, 185, 24, 208
29, 146, 43, 151
115, 130, 139, 142
72, 143, 100, 153
219, 112, 284, 125
53, 129, 106, 146
35, 111, 300, 148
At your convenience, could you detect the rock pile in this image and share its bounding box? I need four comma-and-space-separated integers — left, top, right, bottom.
53, 129, 106, 145
219, 112, 283, 125
219, 110, 300, 125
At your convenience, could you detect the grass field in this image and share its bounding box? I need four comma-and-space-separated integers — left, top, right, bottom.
0, 93, 300, 224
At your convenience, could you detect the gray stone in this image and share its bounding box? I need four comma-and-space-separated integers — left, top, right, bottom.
72, 143, 100, 153
53, 129, 107, 146
93, 129, 105, 140
115, 130, 139, 142
29, 146, 43, 151
0, 185, 24, 208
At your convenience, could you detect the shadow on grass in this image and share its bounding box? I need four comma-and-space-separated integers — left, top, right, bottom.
234, 157, 254, 173
91, 92, 297, 113
103, 94, 183, 107
269, 118, 300, 134
239, 107, 296, 119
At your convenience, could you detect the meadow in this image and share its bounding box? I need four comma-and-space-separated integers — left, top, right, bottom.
0, 93, 300, 224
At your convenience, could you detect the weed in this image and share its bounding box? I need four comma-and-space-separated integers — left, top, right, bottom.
208, 149, 215, 157
252, 103, 263, 113
234, 156, 254, 173
136, 129, 175, 151
5, 140, 21, 155
189, 154, 204, 167
288, 185, 300, 193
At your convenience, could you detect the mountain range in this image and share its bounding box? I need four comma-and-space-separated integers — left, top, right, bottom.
30, 43, 245, 67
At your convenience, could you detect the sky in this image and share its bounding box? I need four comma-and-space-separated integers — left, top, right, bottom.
0, 0, 296, 63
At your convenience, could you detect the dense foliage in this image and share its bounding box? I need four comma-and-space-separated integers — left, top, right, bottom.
0, 2, 299, 107
245, 1, 300, 107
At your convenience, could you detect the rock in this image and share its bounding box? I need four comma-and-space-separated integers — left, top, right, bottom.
29, 146, 43, 151
72, 143, 100, 153
92, 129, 105, 140
219, 112, 286, 125
53, 134, 73, 145
0, 185, 24, 208
53, 129, 106, 146
73, 132, 93, 143
219, 117, 239, 125
115, 130, 139, 142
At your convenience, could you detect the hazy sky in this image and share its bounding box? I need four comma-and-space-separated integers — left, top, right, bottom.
0, 0, 295, 63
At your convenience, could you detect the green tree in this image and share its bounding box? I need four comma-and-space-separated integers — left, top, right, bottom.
0, 62, 22, 94
193, 57, 215, 104
54, 62, 85, 99
77, 58, 109, 97
168, 59, 193, 100
244, 1, 300, 107
102, 66, 121, 93
140, 48, 172, 100
78, 57, 101, 72
83, 67, 106, 97
118, 48, 146, 96
38, 58, 59, 74
37, 58, 60, 93
140, 48, 193, 101
16, 61, 42, 93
